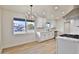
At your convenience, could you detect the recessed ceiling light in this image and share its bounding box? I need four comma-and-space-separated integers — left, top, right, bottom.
62, 11, 65, 14
42, 11, 46, 15
54, 6, 59, 10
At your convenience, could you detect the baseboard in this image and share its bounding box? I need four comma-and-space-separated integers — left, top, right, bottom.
3, 41, 37, 51
3, 39, 36, 49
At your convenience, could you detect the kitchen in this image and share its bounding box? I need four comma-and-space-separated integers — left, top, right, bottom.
0, 5, 79, 54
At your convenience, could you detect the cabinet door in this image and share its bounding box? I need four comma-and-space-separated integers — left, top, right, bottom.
57, 38, 77, 54
64, 22, 70, 33
36, 17, 46, 28
41, 33, 46, 39
75, 20, 79, 34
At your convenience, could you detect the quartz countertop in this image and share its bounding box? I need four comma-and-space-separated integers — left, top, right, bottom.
57, 36, 79, 42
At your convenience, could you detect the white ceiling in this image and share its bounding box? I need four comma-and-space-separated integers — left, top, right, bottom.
0, 5, 74, 19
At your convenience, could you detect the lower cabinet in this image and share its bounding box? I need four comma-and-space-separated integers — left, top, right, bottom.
36, 31, 54, 42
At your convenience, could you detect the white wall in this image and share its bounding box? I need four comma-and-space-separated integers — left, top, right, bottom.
0, 7, 57, 49
56, 18, 65, 34
2, 9, 36, 48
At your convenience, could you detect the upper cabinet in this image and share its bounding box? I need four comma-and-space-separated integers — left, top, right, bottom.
36, 17, 56, 29
36, 17, 46, 28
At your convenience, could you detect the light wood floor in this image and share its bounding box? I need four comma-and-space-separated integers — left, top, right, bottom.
3, 39, 56, 54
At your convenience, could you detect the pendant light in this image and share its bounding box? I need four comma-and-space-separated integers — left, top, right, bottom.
29, 5, 33, 20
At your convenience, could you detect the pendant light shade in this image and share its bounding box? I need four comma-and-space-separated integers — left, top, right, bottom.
28, 5, 33, 20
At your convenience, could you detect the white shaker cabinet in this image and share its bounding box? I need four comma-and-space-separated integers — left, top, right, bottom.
37, 31, 54, 42
36, 17, 46, 28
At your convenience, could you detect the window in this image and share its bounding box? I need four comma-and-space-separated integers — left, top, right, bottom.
26, 20, 35, 32
13, 18, 26, 34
